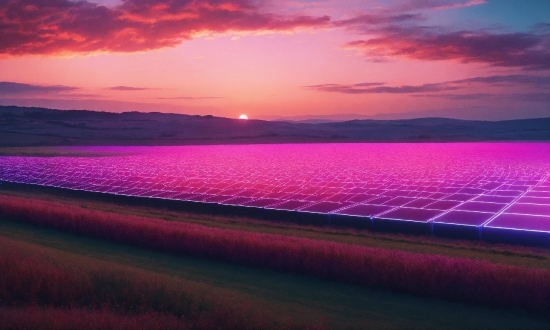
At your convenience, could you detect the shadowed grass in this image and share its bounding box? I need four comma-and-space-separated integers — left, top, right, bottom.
0, 307, 192, 330
1, 221, 549, 330
0, 147, 132, 157
1, 188, 548, 270
1, 194, 549, 315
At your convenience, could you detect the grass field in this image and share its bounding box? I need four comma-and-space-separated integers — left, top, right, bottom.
2, 187, 548, 269
1, 186, 550, 329
0, 147, 131, 157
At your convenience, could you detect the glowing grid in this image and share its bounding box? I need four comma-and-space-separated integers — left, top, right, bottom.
0, 143, 549, 245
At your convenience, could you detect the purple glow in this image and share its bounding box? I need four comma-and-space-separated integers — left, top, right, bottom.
442, 194, 475, 202
0, 143, 549, 238
517, 196, 550, 205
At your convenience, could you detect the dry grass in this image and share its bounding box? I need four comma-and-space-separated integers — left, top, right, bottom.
1, 188, 548, 270
1, 194, 549, 315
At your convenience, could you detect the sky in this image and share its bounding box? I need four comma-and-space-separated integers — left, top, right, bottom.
0, 0, 548, 121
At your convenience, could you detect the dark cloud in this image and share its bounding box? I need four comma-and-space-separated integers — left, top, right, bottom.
0, 81, 79, 95
353, 82, 386, 87
333, 13, 422, 27
107, 86, 152, 91
332, 1, 546, 70
531, 22, 550, 34
388, 0, 487, 12
304, 82, 459, 94
458, 75, 550, 85
304, 75, 550, 95
343, 27, 550, 70
414, 92, 550, 102
0, 0, 330, 55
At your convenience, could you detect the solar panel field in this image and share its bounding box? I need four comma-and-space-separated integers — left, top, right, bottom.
1, 142, 548, 246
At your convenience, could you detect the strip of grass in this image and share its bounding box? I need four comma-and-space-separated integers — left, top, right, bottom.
0, 307, 192, 330
3, 193, 549, 314
1, 187, 548, 270
1, 219, 549, 330
0, 146, 130, 157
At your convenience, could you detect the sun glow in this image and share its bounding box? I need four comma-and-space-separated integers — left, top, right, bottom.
239, 114, 248, 120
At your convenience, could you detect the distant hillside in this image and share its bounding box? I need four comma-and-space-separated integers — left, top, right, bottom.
0, 106, 548, 146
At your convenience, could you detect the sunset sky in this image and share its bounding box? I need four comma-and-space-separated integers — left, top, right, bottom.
0, 0, 548, 120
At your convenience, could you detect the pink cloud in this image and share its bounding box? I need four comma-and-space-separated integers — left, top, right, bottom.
343, 27, 550, 70
412, 92, 550, 103
304, 81, 460, 94
304, 75, 550, 94
155, 96, 224, 100
107, 86, 152, 91
0, 0, 330, 55
333, 13, 422, 27
0, 81, 79, 95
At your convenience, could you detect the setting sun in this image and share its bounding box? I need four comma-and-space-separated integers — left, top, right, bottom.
239, 114, 248, 120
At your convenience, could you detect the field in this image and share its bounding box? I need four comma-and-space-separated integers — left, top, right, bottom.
1, 185, 549, 329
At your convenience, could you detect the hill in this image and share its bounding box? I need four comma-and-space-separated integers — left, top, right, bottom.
0, 106, 548, 146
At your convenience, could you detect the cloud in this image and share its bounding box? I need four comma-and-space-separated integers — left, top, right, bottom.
532, 22, 550, 33
333, 13, 422, 28
0, 97, 220, 115
0, 82, 79, 95
156, 96, 224, 100
304, 74, 550, 94
388, 0, 487, 12
304, 82, 459, 94
457, 75, 550, 86
343, 27, 550, 70
0, 0, 331, 56
413, 92, 550, 102
107, 86, 152, 91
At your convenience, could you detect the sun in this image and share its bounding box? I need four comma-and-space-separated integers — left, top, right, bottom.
239, 114, 248, 120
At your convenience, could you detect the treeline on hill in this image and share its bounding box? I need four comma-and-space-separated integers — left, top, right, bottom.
1, 195, 549, 316
1, 106, 549, 146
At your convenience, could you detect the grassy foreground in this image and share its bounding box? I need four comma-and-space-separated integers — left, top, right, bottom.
2, 187, 549, 269
1, 187, 550, 329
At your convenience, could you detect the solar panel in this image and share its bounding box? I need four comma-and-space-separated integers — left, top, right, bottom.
454, 201, 507, 213
433, 210, 494, 226
380, 207, 443, 222
335, 204, 393, 217
0, 143, 549, 246
486, 214, 550, 232
504, 203, 550, 216
300, 201, 350, 213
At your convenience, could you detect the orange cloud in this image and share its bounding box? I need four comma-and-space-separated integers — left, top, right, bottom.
0, 0, 330, 56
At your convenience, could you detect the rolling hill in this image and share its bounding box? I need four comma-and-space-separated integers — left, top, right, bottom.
1, 106, 548, 146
